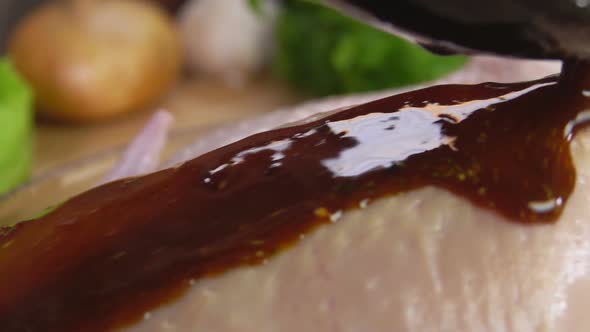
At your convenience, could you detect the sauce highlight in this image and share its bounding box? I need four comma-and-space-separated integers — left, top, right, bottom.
1, 61, 590, 331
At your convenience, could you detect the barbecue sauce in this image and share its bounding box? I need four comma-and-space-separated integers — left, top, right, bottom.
1, 61, 590, 331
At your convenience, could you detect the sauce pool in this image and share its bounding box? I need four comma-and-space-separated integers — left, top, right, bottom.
1, 61, 590, 331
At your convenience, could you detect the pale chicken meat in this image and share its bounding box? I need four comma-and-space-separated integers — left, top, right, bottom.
3, 57, 587, 332
127, 157, 590, 332
112, 58, 590, 332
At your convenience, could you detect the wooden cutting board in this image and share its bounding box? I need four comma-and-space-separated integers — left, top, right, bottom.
33, 76, 303, 175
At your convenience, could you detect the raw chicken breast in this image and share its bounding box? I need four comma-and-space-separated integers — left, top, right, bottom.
127, 140, 590, 332
113, 57, 590, 332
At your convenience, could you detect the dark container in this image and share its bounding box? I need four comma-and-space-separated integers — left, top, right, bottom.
328, 0, 590, 59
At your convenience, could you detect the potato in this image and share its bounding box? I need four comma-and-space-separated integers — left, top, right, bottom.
9, 0, 181, 122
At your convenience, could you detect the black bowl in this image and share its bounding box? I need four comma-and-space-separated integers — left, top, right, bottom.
329, 0, 590, 60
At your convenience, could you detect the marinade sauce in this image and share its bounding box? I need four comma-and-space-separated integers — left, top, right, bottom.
1, 61, 590, 331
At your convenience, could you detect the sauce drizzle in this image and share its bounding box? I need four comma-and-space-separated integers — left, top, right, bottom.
1, 61, 590, 331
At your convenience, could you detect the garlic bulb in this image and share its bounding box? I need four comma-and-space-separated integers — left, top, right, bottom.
178, 0, 278, 86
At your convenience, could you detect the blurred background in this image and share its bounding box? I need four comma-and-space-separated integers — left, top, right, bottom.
0, 0, 468, 214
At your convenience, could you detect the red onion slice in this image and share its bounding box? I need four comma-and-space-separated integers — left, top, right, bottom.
102, 110, 174, 183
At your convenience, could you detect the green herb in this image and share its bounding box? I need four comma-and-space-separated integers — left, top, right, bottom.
248, 0, 263, 14
274, 1, 468, 96
0, 57, 34, 195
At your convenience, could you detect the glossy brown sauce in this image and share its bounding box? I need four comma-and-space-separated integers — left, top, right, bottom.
1, 61, 590, 331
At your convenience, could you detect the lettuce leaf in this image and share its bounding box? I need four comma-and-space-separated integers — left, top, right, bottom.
0, 57, 34, 195
274, 1, 468, 96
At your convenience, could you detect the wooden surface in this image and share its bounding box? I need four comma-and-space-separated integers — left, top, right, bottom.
33, 76, 303, 175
